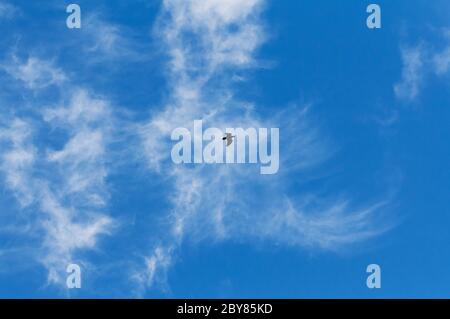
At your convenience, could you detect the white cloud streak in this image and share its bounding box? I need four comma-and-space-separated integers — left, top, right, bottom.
0, 60, 114, 285
0, 0, 394, 293
0, 119, 36, 207
394, 45, 425, 101
395, 30, 450, 102
80, 14, 144, 63
0, 1, 17, 20
433, 31, 450, 75
1, 56, 66, 90
138, 0, 389, 291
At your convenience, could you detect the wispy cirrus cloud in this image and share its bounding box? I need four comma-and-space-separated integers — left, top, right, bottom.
0, 1, 18, 20
394, 44, 425, 101
0, 118, 36, 207
79, 14, 146, 63
0, 56, 115, 285
137, 0, 391, 292
83, 15, 127, 56
0, 0, 394, 295
433, 30, 450, 75
394, 29, 450, 102
1, 55, 66, 90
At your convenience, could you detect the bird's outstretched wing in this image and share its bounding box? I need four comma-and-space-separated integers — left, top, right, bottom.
226, 137, 233, 146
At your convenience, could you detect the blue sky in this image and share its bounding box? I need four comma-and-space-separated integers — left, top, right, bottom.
0, 0, 450, 298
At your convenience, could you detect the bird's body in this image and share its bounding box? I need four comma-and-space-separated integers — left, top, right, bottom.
222, 133, 235, 146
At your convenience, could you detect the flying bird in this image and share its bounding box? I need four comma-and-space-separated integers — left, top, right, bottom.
222, 133, 235, 146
